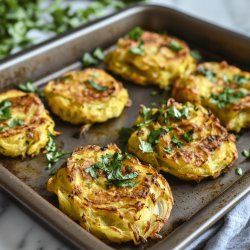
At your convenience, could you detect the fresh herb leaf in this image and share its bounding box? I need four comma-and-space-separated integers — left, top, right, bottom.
93, 47, 105, 61
82, 53, 98, 66
180, 106, 189, 118
190, 49, 202, 61
148, 127, 172, 145
8, 118, 25, 128
167, 106, 182, 119
210, 87, 248, 108
85, 166, 98, 178
0, 126, 6, 133
169, 40, 183, 52
18, 81, 37, 93
130, 40, 144, 55
139, 138, 153, 153
128, 27, 143, 40
171, 135, 184, 148
197, 66, 216, 82
164, 147, 173, 154
88, 79, 108, 92
0, 100, 12, 121
242, 149, 250, 158
46, 134, 69, 169
235, 167, 243, 176
183, 130, 194, 142
232, 75, 249, 86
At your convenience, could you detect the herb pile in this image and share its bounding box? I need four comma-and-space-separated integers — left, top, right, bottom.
210, 87, 248, 108
85, 152, 138, 187
0, 0, 146, 60
196, 66, 217, 82
128, 27, 145, 55
0, 100, 25, 132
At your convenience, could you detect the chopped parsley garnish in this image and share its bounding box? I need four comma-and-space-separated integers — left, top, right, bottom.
130, 40, 144, 55
118, 127, 134, 145
18, 81, 42, 96
169, 40, 183, 52
164, 147, 173, 154
128, 27, 143, 41
164, 106, 189, 121
197, 66, 217, 82
0, 126, 5, 133
46, 134, 69, 169
242, 149, 250, 158
82, 53, 98, 66
171, 135, 184, 148
0, 100, 12, 120
232, 75, 249, 86
210, 87, 248, 108
85, 152, 139, 188
235, 167, 243, 176
82, 47, 105, 66
148, 127, 172, 145
88, 79, 108, 92
8, 118, 25, 128
93, 47, 105, 61
190, 49, 202, 61
139, 138, 153, 153
183, 130, 194, 142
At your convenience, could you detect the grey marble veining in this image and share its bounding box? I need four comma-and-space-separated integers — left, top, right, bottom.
1, 1, 250, 250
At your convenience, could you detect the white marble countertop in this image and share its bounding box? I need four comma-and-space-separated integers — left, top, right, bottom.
1, 1, 250, 250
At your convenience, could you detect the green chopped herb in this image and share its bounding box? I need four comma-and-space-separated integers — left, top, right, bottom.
85, 152, 139, 188
197, 66, 217, 82
8, 118, 25, 128
0, 126, 6, 133
46, 134, 69, 169
169, 40, 183, 52
0, 100, 12, 121
194, 105, 199, 111
139, 138, 153, 153
242, 149, 250, 158
128, 27, 143, 40
88, 79, 108, 92
167, 106, 182, 119
164, 147, 172, 154
183, 130, 194, 142
148, 127, 172, 145
235, 167, 243, 176
130, 41, 144, 55
93, 47, 105, 61
150, 90, 159, 96
171, 135, 184, 148
82, 53, 98, 66
210, 87, 248, 108
190, 49, 202, 61
232, 75, 249, 86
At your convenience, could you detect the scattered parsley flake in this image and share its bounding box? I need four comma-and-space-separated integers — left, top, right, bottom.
128, 27, 143, 40
210, 87, 248, 108
171, 135, 184, 148
164, 147, 172, 154
8, 118, 25, 128
235, 167, 243, 176
190, 49, 202, 61
183, 130, 194, 142
93, 47, 105, 61
197, 66, 217, 82
169, 40, 183, 52
0, 100, 12, 121
232, 75, 249, 86
88, 79, 108, 92
139, 138, 153, 153
130, 40, 144, 55
242, 149, 250, 158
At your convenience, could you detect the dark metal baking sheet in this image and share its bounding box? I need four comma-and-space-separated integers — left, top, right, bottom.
0, 4, 250, 250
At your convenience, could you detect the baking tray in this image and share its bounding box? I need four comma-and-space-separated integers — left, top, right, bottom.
0, 4, 250, 250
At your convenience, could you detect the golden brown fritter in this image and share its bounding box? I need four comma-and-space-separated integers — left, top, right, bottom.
172, 61, 250, 132
128, 99, 237, 182
105, 29, 196, 89
47, 144, 173, 244
0, 90, 56, 157
44, 68, 129, 124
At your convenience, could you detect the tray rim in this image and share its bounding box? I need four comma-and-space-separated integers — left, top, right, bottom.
0, 4, 250, 250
